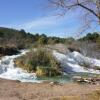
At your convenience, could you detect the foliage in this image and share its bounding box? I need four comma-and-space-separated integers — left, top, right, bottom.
0, 27, 73, 49
96, 36, 100, 46
78, 32, 100, 42
15, 48, 61, 77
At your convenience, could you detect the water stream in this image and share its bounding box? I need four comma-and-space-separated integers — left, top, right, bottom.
0, 49, 100, 83
0, 50, 40, 83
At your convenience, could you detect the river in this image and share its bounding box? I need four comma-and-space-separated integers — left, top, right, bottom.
0, 49, 100, 83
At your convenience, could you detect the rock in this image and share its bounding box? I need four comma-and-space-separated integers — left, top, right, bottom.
0, 46, 19, 56
16, 80, 21, 83
46, 44, 70, 54
73, 76, 82, 80
73, 76, 100, 85
49, 81, 62, 86
68, 46, 80, 53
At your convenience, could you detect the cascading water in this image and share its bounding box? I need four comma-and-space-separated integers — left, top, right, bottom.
0, 50, 40, 83
53, 50, 100, 74
0, 49, 100, 83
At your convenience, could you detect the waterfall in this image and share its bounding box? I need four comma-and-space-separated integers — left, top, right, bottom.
0, 50, 40, 83
0, 49, 100, 83
53, 50, 100, 74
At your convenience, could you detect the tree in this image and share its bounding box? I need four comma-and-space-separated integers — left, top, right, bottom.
79, 32, 99, 42
19, 29, 27, 38
0, 32, 4, 37
96, 36, 100, 45
48, 0, 100, 33
38, 36, 47, 45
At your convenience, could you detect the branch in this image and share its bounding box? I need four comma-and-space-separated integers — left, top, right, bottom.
77, 3, 99, 19
48, 0, 100, 20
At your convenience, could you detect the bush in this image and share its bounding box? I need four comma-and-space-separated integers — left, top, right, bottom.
15, 48, 61, 77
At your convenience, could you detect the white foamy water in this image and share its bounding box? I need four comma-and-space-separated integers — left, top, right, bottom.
53, 51, 100, 74
0, 49, 100, 82
0, 50, 41, 83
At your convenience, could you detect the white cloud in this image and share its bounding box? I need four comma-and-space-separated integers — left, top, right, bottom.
17, 15, 65, 31
0, 12, 83, 37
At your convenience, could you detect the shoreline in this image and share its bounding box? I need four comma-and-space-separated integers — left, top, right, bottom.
0, 78, 100, 100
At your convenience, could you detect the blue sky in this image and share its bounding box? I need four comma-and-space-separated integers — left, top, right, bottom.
0, 0, 100, 38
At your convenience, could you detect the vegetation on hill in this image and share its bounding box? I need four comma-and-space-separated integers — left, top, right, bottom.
78, 32, 100, 43
0, 27, 72, 49
0, 27, 75, 56
0, 27, 99, 49
0, 27, 33, 49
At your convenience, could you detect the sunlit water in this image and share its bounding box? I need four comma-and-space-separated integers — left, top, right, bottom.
0, 49, 100, 83
0, 50, 41, 83
53, 50, 100, 74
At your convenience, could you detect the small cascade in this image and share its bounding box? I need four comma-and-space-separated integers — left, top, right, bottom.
53, 50, 100, 74
0, 50, 40, 83
0, 49, 100, 83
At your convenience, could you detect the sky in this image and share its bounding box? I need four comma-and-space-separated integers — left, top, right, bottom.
0, 0, 100, 38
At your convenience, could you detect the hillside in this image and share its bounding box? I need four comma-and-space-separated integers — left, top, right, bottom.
0, 27, 100, 58
0, 27, 70, 48
0, 27, 34, 49
0, 27, 70, 56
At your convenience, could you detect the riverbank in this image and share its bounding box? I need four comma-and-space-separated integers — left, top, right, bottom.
0, 46, 19, 57
0, 78, 100, 100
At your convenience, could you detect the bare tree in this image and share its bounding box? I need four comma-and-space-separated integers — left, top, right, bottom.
48, 0, 100, 34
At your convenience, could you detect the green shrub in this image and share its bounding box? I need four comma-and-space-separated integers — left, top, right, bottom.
15, 48, 61, 77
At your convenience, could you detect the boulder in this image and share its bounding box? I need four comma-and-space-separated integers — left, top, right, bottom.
0, 46, 19, 56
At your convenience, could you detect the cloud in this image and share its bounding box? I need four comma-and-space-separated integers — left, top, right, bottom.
16, 11, 82, 32
0, 11, 86, 38
17, 15, 65, 31
0, 13, 81, 38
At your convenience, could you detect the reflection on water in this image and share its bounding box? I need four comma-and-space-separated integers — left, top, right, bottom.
37, 72, 100, 83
